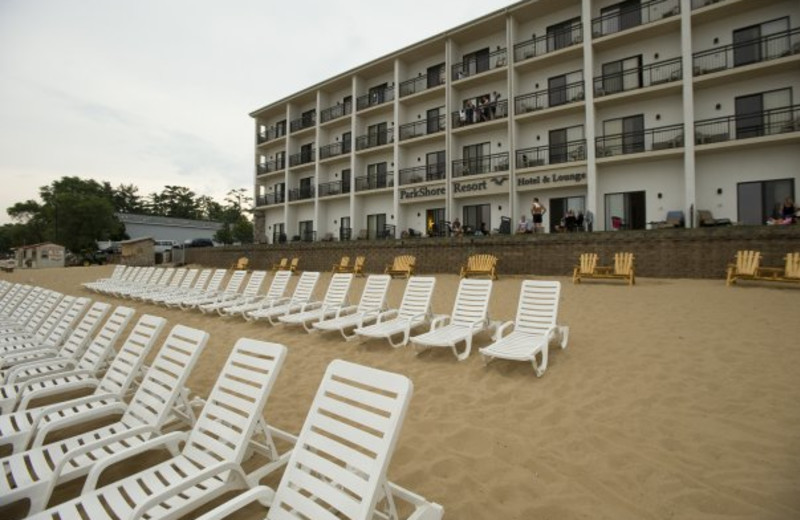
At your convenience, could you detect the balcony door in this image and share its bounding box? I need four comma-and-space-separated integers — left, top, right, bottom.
342, 131, 352, 153
550, 196, 586, 233
367, 162, 388, 189
367, 213, 387, 240
604, 115, 644, 154
368, 122, 388, 147
548, 70, 582, 107
300, 143, 313, 163
601, 0, 641, 34
464, 48, 490, 76
426, 208, 446, 236
427, 63, 445, 88
602, 55, 641, 95
298, 220, 314, 242
426, 108, 441, 134
463, 142, 490, 176
275, 182, 285, 203
299, 177, 313, 199
547, 17, 580, 52
604, 191, 646, 230
426, 150, 446, 180
462, 203, 491, 235
339, 216, 351, 241
275, 151, 285, 170
737, 178, 794, 225
735, 88, 791, 139
733, 18, 788, 67
341, 168, 351, 193
369, 83, 388, 105
549, 126, 583, 164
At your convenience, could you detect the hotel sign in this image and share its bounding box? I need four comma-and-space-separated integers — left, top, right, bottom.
517, 171, 587, 190
399, 183, 446, 203
452, 176, 509, 198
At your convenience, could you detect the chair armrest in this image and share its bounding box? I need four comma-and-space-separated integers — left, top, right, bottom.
6, 357, 77, 384
493, 321, 514, 340
333, 304, 358, 318
189, 485, 276, 520
32, 398, 127, 446
17, 373, 99, 409
299, 301, 322, 313
376, 309, 398, 323
429, 315, 450, 330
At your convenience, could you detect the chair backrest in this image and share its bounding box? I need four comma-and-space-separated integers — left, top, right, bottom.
23, 290, 63, 331
450, 279, 493, 326
467, 254, 496, 271
9, 287, 48, 326
268, 360, 412, 520
579, 253, 598, 275
138, 267, 159, 285
234, 256, 249, 270
614, 252, 634, 275
397, 276, 436, 320
337, 256, 350, 269
513, 280, 561, 337
182, 339, 287, 466
321, 273, 353, 307
784, 252, 800, 279
75, 306, 135, 372
392, 255, 415, 271
353, 255, 366, 273
40, 296, 91, 346
184, 268, 206, 290
204, 269, 229, 292
121, 324, 208, 429
96, 315, 167, 397
265, 271, 292, 299
274, 258, 288, 269
735, 250, 761, 275
356, 274, 391, 313
241, 270, 267, 297
55, 300, 111, 360
289, 271, 320, 305
289, 257, 300, 270
165, 268, 187, 289
222, 270, 248, 294
151, 268, 174, 287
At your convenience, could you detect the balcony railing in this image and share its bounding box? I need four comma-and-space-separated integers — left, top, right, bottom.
594, 58, 682, 97
592, 0, 679, 38
355, 172, 394, 192
513, 24, 583, 62
319, 141, 351, 160
516, 139, 587, 168
694, 105, 800, 145
399, 70, 446, 97
256, 157, 285, 175
692, 28, 800, 76
398, 164, 446, 185
356, 128, 394, 151
290, 113, 316, 133
272, 230, 287, 244
452, 152, 509, 178
255, 192, 285, 207
691, 0, 723, 9
339, 227, 352, 241
288, 186, 315, 202
289, 149, 315, 167
515, 82, 585, 115
257, 126, 285, 144
356, 87, 395, 111
319, 103, 352, 124
318, 180, 351, 197
452, 47, 508, 80
451, 99, 509, 129
398, 115, 446, 141
299, 229, 316, 242
596, 123, 684, 157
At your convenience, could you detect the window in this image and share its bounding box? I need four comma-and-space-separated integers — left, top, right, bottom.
549, 196, 586, 233
603, 115, 644, 154
735, 88, 791, 139
737, 178, 794, 225
367, 162, 388, 189
367, 213, 387, 240
298, 220, 314, 242
600, 0, 641, 35
549, 70, 583, 107
369, 83, 388, 106
341, 169, 351, 193
547, 17, 581, 52
549, 125, 584, 164
604, 191, 646, 230
463, 142, 491, 176
339, 216, 352, 241
368, 122, 388, 147
462, 203, 491, 235
733, 17, 789, 67
273, 222, 286, 244
601, 55, 641, 95
299, 177, 313, 199
342, 131, 352, 153
426, 151, 446, 180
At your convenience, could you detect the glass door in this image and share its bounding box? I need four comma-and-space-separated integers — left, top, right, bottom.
426, 151, 446, 180
367, 213, 387, 240
426, 108, 441, 134
733, 25, 761, 67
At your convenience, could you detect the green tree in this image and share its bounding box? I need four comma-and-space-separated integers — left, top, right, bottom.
110, 183, 145, 214
213, 188, 254, 244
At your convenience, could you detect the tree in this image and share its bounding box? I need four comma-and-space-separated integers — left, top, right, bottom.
110, 183, 145, 214
213, 188, 254, 244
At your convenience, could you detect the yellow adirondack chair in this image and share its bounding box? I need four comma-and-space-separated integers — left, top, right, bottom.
332, 256, 350, 273
271, 258, 288, 271
459, 254, 498, 280
385, 255, 415, 278
572, 253, 598, 284
573, 252, 635, 285
726, 250, 761, 286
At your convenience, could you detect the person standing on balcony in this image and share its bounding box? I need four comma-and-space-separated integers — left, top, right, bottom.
531, 197, 547, 233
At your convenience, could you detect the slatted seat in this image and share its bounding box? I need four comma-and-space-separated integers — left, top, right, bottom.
312, 274, 391, 341
278, 273, 353, 332
271, 257, 288, 271
178, 269, 248, 310
571, 253, 598, 284
385, 254, 415, 279
749, 252, 800, 285
245, 271, 321, 325
355, 276, 436, 348
459, 254, 498, 279
332, 256, 350, 273
199, 270, 268, 314
725, 250, 762, 286
222, 271, 293, 318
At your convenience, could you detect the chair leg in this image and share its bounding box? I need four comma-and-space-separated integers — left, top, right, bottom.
558, 326, 569, 349
533, 347, 548, 377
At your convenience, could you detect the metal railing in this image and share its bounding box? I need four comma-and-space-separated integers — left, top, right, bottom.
516, 139, 586, 168
255, 192, 285, 207
596, 123, 684, 157
289, 149, 315, 167
320, 103, 352, 124
398, 164, 446, 185
300, 229, 316, 243
398, 115, 446, 141
592, 0, 679, 38
272, 230, 287, 244
355, 172, 394, 192
319, 141, 351, 160
399, 70, 445, 97
515, 82, 584, 114
317, 180, 351, 197
355, 128, 394, 150
692, 28, 800, 76
452, 47, 508, 80
289, 113, 316, 133
257, 126, 285, 144
452, 152, 509, 178
513, 24, 583, 62
451, 99, 508, 129
694, 105, 800, 144
356, 86, 395, 111
256, 157, 285, 175
594, 57, 681, 97
339, 227, 352, 241
288, 186, 316, 202
691, 0, 724, 9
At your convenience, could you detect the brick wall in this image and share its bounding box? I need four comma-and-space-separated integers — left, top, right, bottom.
184, 226, 800, 279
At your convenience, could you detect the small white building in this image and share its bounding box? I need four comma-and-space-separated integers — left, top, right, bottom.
15, 242, 66, 269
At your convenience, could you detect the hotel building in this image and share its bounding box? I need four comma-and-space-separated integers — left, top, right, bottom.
250, 0, 800, 243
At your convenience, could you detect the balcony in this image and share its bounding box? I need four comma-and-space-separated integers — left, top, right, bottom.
290, 113, 316, 133
256, 157, 285, 175
356, 128, 394, 151
515, 82, 585, 115
514, 24, 583, 62
355, 172, 394, 192
399, 70, 445, 98
594, 58, 682, 97
451, 99, 508, 129
452, 48, 508, 81
318, 180, 351, 197
592, 0, 679, 38
398, 115, 446, 141
690, 0, 723, 8
289, 149, 315, 168
319, 103, 352, 124
398, 164, 446, 186
452, 152, 509, 178
516, 140, 586, 168
319, 141, 351, 160
299, 230, 316, 242
257, 126, 285, 144
288, 186, 315, 202
595, 123, 684, 157
694, 105, 800, 145
356, 87, 395, 111
693, 28, 800, 77
255, 192, 285, 207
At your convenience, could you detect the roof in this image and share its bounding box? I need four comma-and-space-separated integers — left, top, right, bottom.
16, 242, 64, 250
116, 212, 223, 230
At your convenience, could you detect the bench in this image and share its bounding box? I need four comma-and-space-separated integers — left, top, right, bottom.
459, 254, 498, 280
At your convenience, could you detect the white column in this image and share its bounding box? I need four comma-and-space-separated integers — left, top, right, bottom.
680, 0, 696, 227
581, 0, 598, 228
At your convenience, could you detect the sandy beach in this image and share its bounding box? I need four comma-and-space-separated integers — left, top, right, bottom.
1, 265, 799, 520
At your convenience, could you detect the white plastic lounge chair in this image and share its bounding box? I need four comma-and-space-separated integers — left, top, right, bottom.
0, 314, 166, 454
245, 271, 321, 325
278, 273, 353, 332
411, 278, 493, 361
0, 324, 208, 514
0, 289, 62, 337
147, 268, 206, 305
178, 269, 247, 310
222, 271, 292, 318
85, 265, 140, 294
117, 267, 175, 299
125, 267, 184, 300
354, 276, 436, 348
106, 266, 159, 297
0, 304, 131, 413
0, 296, 90, 359
0, 284, 34, 320
82, 264, 127, 291
190, 359, 444, 520
198, 270, 268, 315
26, 339, 288, 520
479, 280, 569, 377
163, 268, 226, 308
312, 274, 392, 341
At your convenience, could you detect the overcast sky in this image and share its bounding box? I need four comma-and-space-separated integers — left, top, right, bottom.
0, 0, 516, 225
